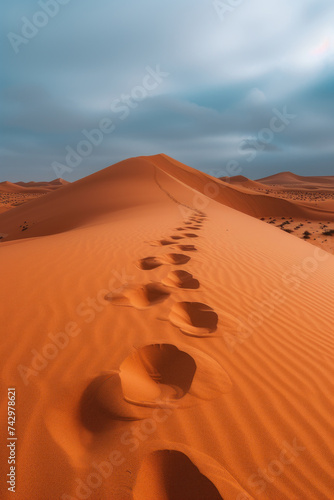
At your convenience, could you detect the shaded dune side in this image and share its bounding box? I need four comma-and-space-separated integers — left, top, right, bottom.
219, 175, 267, 191
149, 155, 334, 221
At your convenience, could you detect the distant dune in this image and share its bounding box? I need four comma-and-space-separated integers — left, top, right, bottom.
0, 178, 69, 214
0, 155, 333, 500
257, 171, 334, 188
0, 178, 69, 193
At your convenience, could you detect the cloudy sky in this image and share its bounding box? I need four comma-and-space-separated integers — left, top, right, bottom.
2, 0, 334, 182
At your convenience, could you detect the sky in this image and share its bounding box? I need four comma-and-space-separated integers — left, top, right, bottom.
1, 0, 334, 182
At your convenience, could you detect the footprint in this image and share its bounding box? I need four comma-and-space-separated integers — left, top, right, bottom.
79, 372, 144, 429
105, 283, 170, 309
80, 345, 232, 428
137, 257, 163, 270
161, 253, 191, 265
133, 450, 223, 500
119, 344, 197, 406
170, 235, 183, 240
138, 253, 191, 270
150, 239, 174, 246
119, 343, 231, 407
182, 233, 198, 238
175, 227, 185, 231
162, 271, 200, 289
177, 245, 197, 252
169, 302, 218, 336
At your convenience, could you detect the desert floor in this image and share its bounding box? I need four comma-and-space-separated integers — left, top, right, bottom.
0, 155, 333, 500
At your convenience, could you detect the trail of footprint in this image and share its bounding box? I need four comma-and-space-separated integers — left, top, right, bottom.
133, 450, 223, 500
177, 244, 197, 252
162, 270, 200, 290
169, 302, 218, 336
105, 283, 170, 309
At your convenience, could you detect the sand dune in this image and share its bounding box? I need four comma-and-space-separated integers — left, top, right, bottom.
257, 171, 334, 187
0, 178, 69, 193
225, 172, 334, 253
1, 156, 333, 243
0, 154, 333, 499
219, 171, 334, 252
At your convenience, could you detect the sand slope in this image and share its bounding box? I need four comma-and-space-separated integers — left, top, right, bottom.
0, 155, 333, 500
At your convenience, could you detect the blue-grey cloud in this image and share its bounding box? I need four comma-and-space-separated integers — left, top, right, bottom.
1, 0, 334, 182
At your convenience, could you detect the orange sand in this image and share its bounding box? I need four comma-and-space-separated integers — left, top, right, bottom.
0, 155, 333, 499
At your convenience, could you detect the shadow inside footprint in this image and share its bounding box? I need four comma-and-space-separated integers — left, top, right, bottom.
106, 283, 170, 309
120, 344, 197, 406
151, 240, 174, 246
170, 235, 183, 240
177, 245, 197, 252
133, 450, 223, 500
79, 373, 143, 431
162, 253, 191, 265
137, 257, 163, 270
169, 302, 218, 336
162, 270, 200, 289
182, 233, 198, 238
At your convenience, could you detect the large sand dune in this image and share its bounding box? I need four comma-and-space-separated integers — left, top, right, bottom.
1, 156, 333, 244
0, 155, 333, 499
